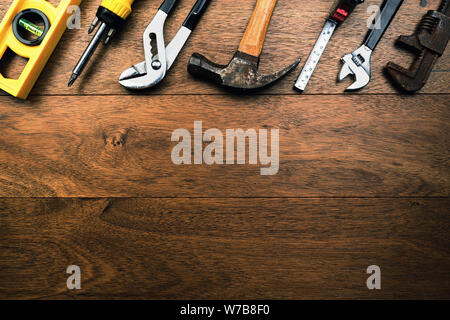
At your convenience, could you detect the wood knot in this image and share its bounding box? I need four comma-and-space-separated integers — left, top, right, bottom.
103, 128, 129, 147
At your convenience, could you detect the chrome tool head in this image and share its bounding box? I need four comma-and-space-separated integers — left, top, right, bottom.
338, 45, 372, 91
119, 10, 168, 90
119, 26, 193, 88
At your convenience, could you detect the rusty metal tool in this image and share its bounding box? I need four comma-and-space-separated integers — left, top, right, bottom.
338, 0, 404, 91
187, 0, 301, 91
385, 0, 449, 92
294, 0, 365, 93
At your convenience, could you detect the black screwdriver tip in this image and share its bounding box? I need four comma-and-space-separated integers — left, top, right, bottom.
68, 74, 78, 87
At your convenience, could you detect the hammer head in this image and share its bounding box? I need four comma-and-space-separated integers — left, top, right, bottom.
188, 51, 301, 91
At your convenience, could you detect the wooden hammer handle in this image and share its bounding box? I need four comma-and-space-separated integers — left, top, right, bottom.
238, 0, 278, 57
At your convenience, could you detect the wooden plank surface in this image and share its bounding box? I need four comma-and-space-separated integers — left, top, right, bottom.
0, 0, 448, 95
0, 0, 449, 300
0, 95, 448, 197
1, 198, 449, 299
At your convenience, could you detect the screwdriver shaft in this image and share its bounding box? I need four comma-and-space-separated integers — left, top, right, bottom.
68, 22, 108, 87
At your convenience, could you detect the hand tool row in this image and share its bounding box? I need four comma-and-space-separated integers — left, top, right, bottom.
0, 0, 448, 99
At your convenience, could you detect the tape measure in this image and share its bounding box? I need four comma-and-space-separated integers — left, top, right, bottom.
0, 0, 82, 99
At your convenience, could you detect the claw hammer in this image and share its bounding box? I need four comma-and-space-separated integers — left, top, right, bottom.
188, 0, 301, 91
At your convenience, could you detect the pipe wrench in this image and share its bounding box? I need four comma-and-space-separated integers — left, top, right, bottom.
119, 0, 211, 89
338, 0, 404, 91
385, 0, 450, 92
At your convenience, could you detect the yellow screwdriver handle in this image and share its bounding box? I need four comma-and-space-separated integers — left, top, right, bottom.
101, 0, 135, 20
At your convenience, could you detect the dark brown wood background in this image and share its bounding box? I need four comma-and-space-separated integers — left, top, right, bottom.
0, 0, 449, 299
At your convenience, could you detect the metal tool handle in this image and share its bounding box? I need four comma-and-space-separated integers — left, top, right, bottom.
238, 0, 278, 57
364, 0, 403, 50
159, 0, 178, 14
329, 0, 365, 25
439, 0, 450, 15
183, 0, 211, 31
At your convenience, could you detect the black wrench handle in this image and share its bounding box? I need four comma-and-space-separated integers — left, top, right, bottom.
183, 0, 212, 31
159, 0, 178, 15
364, 0, 403, 50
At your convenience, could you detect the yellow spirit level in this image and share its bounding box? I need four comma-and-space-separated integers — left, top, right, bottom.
0, 0, 82, 99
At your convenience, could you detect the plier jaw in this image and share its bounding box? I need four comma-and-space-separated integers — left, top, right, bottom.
119, 10, 168, 90
119, 0, 211, 90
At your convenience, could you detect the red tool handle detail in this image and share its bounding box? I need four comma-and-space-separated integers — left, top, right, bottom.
329, 0, 365, 25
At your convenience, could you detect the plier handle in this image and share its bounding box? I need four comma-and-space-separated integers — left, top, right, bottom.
119, 0, 211, 90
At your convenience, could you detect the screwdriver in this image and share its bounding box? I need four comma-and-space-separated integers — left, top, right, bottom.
68, 0, 135, 87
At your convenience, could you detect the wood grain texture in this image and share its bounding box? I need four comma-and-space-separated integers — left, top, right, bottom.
0, 0, 448, 301
0, 94, 448, 197
0, 0, 448, 95
1, 197, 448, 299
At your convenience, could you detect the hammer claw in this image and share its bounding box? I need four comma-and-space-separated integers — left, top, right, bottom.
187, 0, 301, 91
188, 51, 301, 91
255, 57, 302, 90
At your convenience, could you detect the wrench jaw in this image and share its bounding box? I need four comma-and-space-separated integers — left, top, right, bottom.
338, 45, 372, 91
338, 56, 354, 80
385, 50, 439, 92
119, 10, 168, 90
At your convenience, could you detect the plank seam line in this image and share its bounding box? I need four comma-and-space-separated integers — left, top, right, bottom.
11, 93, 450, 97
1, 196, 449, 200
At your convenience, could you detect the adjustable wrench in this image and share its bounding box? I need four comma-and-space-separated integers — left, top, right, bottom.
338, 0, 404, 91
294, 0, 365, 93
